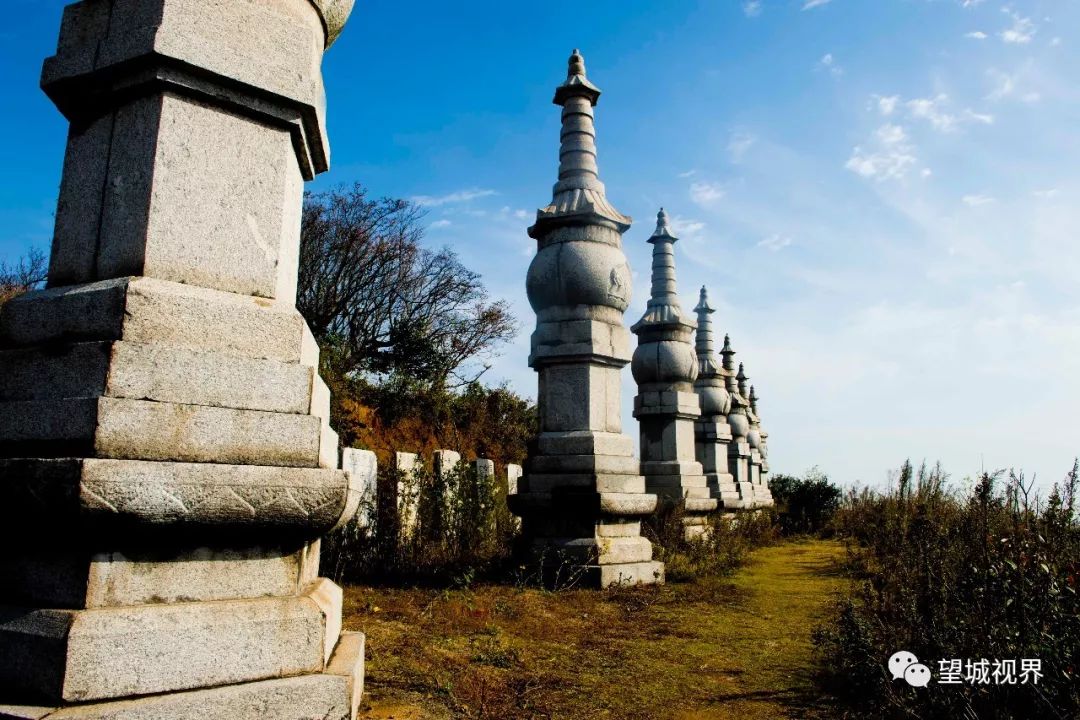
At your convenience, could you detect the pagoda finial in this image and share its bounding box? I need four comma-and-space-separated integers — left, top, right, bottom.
694, 286, 721, 377
530, 50, 629, 236
632, 208, 692, 328
749, 385, 758, 413
737, 363, 749, 397
721, 334, 735, 372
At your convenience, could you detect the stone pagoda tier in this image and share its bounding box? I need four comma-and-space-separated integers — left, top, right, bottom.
0, 2, 364, 718
631, 211, 716, 538
508, 50, 663, 588
721, 336, 760, 508
692, 287, 745, 510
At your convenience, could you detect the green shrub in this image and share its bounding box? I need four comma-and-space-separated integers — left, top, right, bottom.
814, 460, 1080, 719
769, 467, 842, 535
644, 504, 778, 582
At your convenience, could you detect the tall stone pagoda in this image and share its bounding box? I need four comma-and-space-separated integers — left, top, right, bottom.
692, 287, 743, 509
0, 1, 364, 717
631, 211, 716, 537
509, 50, 663, 587
747, 384, 775, 506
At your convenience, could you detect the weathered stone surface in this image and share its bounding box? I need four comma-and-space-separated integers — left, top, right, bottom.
319, 425, 340, 470
0, 542, 320, 609
0, 583, 335, 703
591, 561, 665, 588
0, 631, 364, 719
0, 458, 351, 535
0, 278, 314, 365
305, 578, 343, 664
0, 398, 322, 468
341, 447, 377, 528
0, 341, 313, 414
310, 0, 356, 47
535, 431, 635, 457
524, 472, 645, 494
506, 464, 523, 495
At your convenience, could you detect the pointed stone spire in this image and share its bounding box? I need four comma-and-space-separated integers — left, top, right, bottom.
721, 334, 739, 392
530, 49, 629, 237
694, 286, 721, 377
749, 385, 759, 414
737, 363, 749, 398
633, 209, 692, 328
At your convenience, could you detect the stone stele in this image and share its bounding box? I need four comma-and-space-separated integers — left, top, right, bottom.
0, 2, 363, 718
508, 50, 663, 588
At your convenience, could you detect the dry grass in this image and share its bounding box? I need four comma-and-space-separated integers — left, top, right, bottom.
343, 539, 847, 720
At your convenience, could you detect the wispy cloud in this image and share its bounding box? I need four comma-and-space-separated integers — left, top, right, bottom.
962, 194, 996, 206
802, 0, 833, 10
818, 53, 843, 77
965, 31, 988, 40
690, 181, 726, 206
985, 67, 1040, 103
846, 123, 918, 181
728, 132, 757, 163
743, 1, 762, 18
1000, 10, 1035, 44
429, 218, 452, 228
758, 234, 793, 252
411, 188, 497, 207
678, 169, 698, 178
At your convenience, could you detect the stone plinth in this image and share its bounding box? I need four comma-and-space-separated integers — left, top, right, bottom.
631, 211, 716, 538
0, 1, 362, 716
509, 50, 662, 587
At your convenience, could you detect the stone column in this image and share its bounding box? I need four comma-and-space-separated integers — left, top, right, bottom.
509, 50, 663, 588
395, 451, 420, 539
631, 211, 716, 538
722, 338, 757, 508
692, 287, 743, 510
748, 385, 775, 507
343, 447, 378, 530
0, 2, 365, 717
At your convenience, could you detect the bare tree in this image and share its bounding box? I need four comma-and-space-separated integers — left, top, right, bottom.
297, 184, 517, 388
0, 247, 48, 308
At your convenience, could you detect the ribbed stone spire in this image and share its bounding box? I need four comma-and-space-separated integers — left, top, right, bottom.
530, 49, 629, 236
737, 363, 749, 397
694, 286, 721, 377
749, 385, 758, 414
721, 334, 739, 392
634, 209, 690, 327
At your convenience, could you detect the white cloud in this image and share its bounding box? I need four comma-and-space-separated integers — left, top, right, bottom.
690, 181, 726, 206
921, 168, 933, 178
728, 132, 757, 163
876, 95, 900, 116
1050, 37, 1062, 47
846, 124, 917, 182
514, 209, 530, 220
429, 218, 452, 228
965, 31, 988, 40
1000, 11, 1035, 44
960, 0, 985, 6
818, 53, 843, 77
875, 123, 907, 146
678, 169, 698, 178
758, 234, 793, 251
410, 188, 497, 207
1032, 188, 1059, 199
962, 194, 996, 206
907, 95, 959, 132
743, 1, 762, 17
986, 68, 1039, 103
802, 0, 833, 9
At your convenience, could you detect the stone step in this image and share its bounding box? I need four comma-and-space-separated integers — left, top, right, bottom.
0, 579, 342, 704
0, 277, 319, 367
0, 398, 322, 467
509, 490, 658, 518
523, 472, 645, 494
0, 632, 364, 720
529, 453, 639, 475
535, 431, 635, 457
0, 341, 314, 415
0, 457, 356, 538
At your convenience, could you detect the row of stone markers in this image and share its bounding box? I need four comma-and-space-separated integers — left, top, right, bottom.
340, 448, 522, 538
508, 50, 775, 587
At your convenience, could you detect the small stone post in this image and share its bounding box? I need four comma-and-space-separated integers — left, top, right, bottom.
722, 338, 758, 508
631, 210, 716, 538
343, 447, 379, 530
432, 449, 462, 534
395, 451, 420, 539
509, 50, 663, 587
0, 1, 364, 717
693, 287, 743, 510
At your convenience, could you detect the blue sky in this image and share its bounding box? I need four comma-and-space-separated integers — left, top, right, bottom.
2, 0, 1078, 489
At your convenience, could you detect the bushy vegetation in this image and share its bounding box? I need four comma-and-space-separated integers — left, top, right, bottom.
323, 458, 519, 587
645, 503, 778, 582
814, 460, 1080, 719
0, 246, 46, 309
770, 467, 843, 535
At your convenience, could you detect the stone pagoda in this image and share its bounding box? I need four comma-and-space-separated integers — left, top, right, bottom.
747, 384, 775, 506
721, 336, 758, 507
509, 50, 663, 587
0, 1, 364, 718
692, 287, 744, 510
631, 211, 716, 537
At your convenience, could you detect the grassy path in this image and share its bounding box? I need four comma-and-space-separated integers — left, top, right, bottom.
344, 539, 847, 719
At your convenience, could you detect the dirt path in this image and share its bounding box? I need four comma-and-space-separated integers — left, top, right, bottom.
345, 539, 847, 719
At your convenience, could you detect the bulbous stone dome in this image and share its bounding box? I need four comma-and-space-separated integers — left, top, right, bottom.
631, 340, 698, 386
727, 411, 750, 440
747, 427, 762, 449
526, 236, 632, 313
697, 380, 731, 417
308, 0, 355, 46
